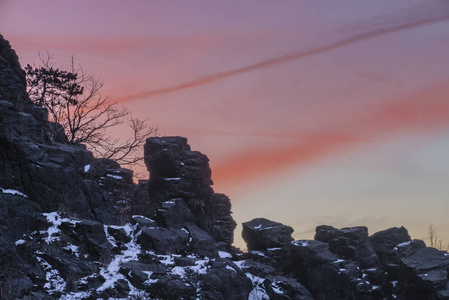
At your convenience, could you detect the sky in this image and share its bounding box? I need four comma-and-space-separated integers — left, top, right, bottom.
1, 0, 449, 249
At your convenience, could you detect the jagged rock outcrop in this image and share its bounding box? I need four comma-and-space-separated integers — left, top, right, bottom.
143, 136, 237, 248
241, 220, 449, 299
2, 33, 449, 299
0, 34, 138, 225
0, 34, 31, 111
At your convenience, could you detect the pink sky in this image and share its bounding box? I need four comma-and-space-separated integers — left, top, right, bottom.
2, 0, 449, 248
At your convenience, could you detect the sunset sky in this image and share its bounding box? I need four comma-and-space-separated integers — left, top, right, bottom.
1, 0, 449, 249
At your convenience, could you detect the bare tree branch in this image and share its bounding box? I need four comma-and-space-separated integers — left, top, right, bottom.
26, 54, 158, 170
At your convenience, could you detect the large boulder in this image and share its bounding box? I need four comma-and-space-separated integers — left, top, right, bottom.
290, 239, 354, 299
137, 227, 188, 255
315, 225, 380, 269
370, 226, 411, 268
397, 244, 449, 296
242, 218, 294, 250
156, 198, 195, 228
196, 259, 253, 299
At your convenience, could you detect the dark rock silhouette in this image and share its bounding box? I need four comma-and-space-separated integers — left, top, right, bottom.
144, 136, 237, 248
1, 33, 449, 299
242, 218, 294, 250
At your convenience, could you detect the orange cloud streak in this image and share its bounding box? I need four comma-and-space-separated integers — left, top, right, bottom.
212, 81, 449, 186
115, 1, 449, 103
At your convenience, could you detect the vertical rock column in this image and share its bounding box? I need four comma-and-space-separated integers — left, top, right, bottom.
144, 136, 236, 246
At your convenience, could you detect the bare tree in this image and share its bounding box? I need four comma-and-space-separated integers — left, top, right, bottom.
427, 223, 448, 251
26, 53, 158, 167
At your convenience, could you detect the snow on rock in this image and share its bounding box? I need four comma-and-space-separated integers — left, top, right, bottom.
15, 239, 26, 246
250, 250, 266, 257
41, 212, 80, 244
0, 187, 28, 198
163, 177, 181, 181
233, 260, 246, 269
62, 244, 80, 257
37, 256, 66, 295
396, 241, 413, 248
226, 265, 237, 273
292, 240, 310, 247
171, 266, 187, 278
246, 272, 269, 300
97, 223, 141, 293
190, 258, 209, 275
218, 251, 232, 258
106, 174, 122, 180
84, 164, 90, 172
157, 254, 176, 266
143, 271, 159, 285
271, 281, 284, 295
267, 247, 282, 251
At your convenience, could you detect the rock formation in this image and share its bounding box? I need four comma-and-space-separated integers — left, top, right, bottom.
1, 33, 449, 299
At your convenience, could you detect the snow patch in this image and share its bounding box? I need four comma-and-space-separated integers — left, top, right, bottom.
62, 244, 80, 257
97, 224, 141, 293
254, 224, 262, 229
171, 266, 187, 278
37, 256, 66, 295
84, 164, 91, 172
292, 240, 309, 247
41, 212, 81, 244
218, 251, 232, 258
233, 260, 246, 269
271, 281, 284, 295
106, 174, 122, 180
226, 265, 237, 273
143, 271, 159, 285
163, 177, 181, 181
267, 247, 282, 251
246, 273, 269, 300
60, 291, 92, 300
250, 250, 265, 257
396, 241, 412, 247
15, 239, 26, 246
190, 258, 209, 275
0, 187, 28, 198
158, 255, 175, 266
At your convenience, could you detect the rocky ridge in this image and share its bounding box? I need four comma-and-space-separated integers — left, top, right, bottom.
1, 33, 449, 299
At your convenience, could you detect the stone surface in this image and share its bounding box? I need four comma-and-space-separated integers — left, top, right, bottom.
156, 198, 195, 228
315, 225, 380, 269
242, 218, 294, 250
370, 226, 411, 268
144, 136, 236, 247
0, 34, 32, 111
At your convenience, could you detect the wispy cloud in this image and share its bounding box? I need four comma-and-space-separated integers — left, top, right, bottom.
212, 80, 449, 185
115, 1, 449, 102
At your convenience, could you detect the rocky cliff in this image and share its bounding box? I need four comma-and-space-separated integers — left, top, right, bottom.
1, 33, 449, 299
